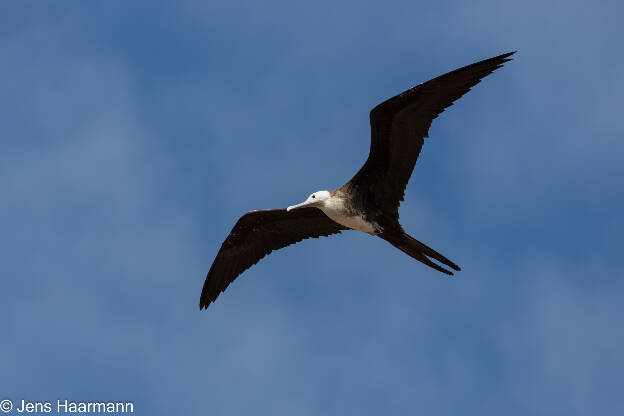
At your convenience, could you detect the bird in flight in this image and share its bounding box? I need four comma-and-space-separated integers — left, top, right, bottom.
200, 51, 514, 309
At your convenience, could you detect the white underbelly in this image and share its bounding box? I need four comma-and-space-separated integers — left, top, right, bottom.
322, 209, 376, 234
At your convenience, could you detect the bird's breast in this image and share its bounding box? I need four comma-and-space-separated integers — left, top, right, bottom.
321, 206, 378, 234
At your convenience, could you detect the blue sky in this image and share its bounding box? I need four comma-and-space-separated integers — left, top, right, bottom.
1, 1, 622, 415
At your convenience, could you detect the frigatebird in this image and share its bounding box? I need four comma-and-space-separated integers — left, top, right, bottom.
200, 51, 514, 309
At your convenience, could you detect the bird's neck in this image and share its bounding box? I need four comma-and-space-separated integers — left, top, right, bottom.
321, 194, 347, 214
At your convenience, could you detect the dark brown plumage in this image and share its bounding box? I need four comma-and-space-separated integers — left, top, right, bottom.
200, 208, 346, 308
200, 52, 514, 309
347, 51, 515, 218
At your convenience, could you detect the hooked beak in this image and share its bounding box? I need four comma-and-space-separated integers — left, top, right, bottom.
286, 201, 309, 212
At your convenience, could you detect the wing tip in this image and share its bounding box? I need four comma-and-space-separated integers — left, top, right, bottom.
495, 51, 517, 66
199, 297, 212, 310
495, 50, 516, 61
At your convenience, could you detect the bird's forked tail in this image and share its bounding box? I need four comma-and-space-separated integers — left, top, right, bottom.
382, 232, 461, 275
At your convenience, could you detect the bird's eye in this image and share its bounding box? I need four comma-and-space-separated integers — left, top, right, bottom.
311, 195, 315, 199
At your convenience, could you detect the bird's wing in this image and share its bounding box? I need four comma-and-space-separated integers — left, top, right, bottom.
200, 208, 347, 309
348, 52, 515, 216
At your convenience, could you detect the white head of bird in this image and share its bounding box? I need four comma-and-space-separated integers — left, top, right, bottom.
287, 190, 331, 211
